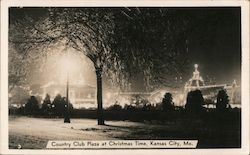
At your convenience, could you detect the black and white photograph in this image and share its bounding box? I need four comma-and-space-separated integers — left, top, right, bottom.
1, 0, 249, 154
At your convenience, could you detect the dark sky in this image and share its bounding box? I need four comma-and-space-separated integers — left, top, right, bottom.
9, 7, 241, 87
185, 7, 241, 85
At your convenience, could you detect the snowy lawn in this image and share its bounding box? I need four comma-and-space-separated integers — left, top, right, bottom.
9, 116, 240, 149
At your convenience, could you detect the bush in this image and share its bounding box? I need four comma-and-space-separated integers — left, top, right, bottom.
51, 94, 64, 116
124, 104, 137, 111
142, 103, 155, 111
185, 90, 204, 114
51, 94, 73, 117
162, 92, 174, 112
106, 104, 122, 111
216, 89, 230, 112
24, 96, 39, 115
41, 94, 52, 115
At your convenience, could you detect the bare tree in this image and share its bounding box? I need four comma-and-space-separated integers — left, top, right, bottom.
8, 44, 28, 93
113, 8, 191, 91
9, 8, 191, 125
9, 8, 119, 125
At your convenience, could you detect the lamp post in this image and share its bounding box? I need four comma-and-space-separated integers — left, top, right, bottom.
64, 53, 71, 123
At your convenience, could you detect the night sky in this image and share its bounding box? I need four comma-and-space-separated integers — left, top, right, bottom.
9, 7, 241, 87
185, 7, 241, 85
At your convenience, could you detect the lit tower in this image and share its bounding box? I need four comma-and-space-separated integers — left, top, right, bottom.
185, 64, 205, 92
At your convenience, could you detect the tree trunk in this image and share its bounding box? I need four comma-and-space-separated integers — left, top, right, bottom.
96, 68, 104, 125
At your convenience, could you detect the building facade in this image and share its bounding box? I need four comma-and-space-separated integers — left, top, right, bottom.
30, 81, 96, 109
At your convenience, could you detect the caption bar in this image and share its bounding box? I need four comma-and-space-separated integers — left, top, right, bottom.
46, 140, 198, 149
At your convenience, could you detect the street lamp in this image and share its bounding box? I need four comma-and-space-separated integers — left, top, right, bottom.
63, 52, 70, 123
59, 51, 81, 123
64, 70, 70, 123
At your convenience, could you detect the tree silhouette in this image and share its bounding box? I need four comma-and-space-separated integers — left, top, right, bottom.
51, 94, 64, 116
162, 92, 174, 112
41, 94, 52, 115
216, 89, 229, 112
185, 90, 204, 113
25, 96, 39, 115
51, 94, 73, 117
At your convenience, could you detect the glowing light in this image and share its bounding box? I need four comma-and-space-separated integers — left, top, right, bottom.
194, 64, 198, 69
40, 47, 96, 91
58, 52, 82, 84
179, 94, 184, 100
106, 92, 111, 99
54, 90, 59, 95
59, 53, 78, 73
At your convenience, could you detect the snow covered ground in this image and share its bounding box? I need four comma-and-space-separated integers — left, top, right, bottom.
9, 116, 240, 149
9, 116, 165, 149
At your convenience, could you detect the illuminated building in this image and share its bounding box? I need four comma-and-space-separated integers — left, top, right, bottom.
183, 64, 241, 108
30, 81, 96, 109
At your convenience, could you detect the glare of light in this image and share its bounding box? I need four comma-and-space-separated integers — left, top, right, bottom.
59, 53, 77, 72
54, 90, 59, 95
106, 92, 111, 99
179, 94, 184, 100
58, 52, 81, 83
42, 48, 96, 89
194, 64, 198, 69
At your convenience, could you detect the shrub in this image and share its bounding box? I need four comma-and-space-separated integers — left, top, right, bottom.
41, 94, 52, 115
24, 96, 39, 115
51, 94, 73, 117
124, 104, 137, 111
107, 104, 122, 111
162, 92, 174, 112
216, 89, 229, 112
185, 90, 204, 113
51, 94, 64, 116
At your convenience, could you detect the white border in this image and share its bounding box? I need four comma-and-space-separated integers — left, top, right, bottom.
1, 0, 249, 155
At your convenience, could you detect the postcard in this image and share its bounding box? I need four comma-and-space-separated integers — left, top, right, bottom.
1, 0, 249, 155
